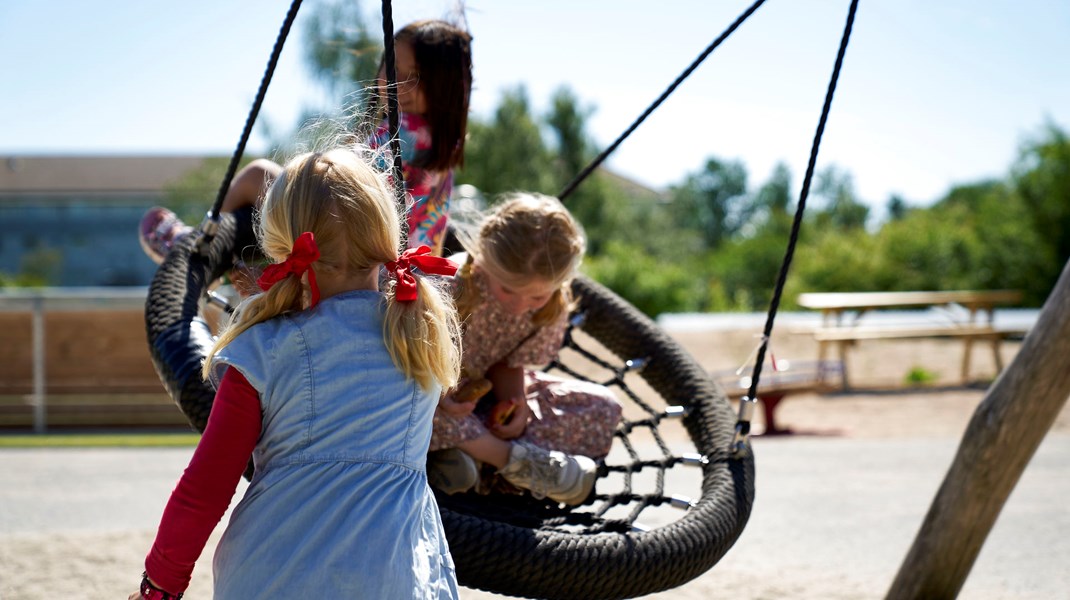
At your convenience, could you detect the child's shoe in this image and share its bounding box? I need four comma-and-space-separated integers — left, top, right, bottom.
139, 206, 192, 264
498, 440, 596, 506
427, 448, 480, 495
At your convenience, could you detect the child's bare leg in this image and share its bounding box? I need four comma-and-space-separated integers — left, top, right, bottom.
459, 433, 597, 506
457, 433, 513, 469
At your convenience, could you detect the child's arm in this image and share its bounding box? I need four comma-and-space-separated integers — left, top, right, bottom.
140, 368, 261, 596
437, 390, 479, 418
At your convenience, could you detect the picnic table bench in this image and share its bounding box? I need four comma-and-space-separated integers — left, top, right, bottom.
713, 360, 841, 434
796, 290, 1027, 389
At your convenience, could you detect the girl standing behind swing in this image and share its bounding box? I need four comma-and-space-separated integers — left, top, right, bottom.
428, 192, 623, 506
131, 146, 462, 599
139, 18, 473, 263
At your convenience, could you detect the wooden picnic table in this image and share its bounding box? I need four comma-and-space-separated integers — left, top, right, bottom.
795, 290, 1026, 389
797, 290, 1023, 326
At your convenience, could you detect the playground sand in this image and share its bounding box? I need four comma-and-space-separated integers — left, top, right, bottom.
2, 334, 1068, 599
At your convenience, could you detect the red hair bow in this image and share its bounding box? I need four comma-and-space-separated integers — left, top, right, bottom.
385, 245, 459, 302
256, 231, 322, 307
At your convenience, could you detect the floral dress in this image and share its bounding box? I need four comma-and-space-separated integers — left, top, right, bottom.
429, 267, 622, 459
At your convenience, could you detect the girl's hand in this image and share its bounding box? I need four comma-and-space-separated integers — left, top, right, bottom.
438, 391, 477, 418
489, 397, 530, 440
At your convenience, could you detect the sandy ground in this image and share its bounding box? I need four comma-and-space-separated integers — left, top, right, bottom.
1, 328, 1069, 599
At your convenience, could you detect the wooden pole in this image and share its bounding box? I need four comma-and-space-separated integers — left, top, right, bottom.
886, 260, 1070, 599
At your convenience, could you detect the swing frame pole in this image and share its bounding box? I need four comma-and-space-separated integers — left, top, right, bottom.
886, 257, 1070, 599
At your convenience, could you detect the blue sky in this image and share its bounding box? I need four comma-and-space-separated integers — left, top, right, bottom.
2, 1, 1068, 218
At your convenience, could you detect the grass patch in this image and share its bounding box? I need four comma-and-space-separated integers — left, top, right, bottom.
0, 432, 200, 448
904, 366, 939, 386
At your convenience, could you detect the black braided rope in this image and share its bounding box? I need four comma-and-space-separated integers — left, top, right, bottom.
380, 0, 409, 246
742, 0, 859, 414
144, 207, 258, 431
209, 0, 303, 221
557, 0, 767, 201
143, 216, 753, 599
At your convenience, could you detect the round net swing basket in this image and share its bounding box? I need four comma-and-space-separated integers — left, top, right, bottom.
143, 210, 754, 600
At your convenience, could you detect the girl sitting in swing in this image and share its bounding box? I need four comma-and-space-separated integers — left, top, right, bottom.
428, 192, 623, 506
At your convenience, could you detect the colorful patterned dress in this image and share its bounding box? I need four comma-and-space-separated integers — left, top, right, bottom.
369, 113, 453, 254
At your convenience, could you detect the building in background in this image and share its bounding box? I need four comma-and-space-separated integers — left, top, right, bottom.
1, 155, 211, 286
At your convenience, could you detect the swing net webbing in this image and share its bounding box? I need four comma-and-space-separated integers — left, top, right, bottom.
143, 0, 860, 597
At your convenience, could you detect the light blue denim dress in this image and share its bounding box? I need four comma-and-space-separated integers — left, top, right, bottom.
208, 290, 458, 598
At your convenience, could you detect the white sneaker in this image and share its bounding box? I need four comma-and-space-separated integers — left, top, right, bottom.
427, 449, 479, 495
498, 441, 596, 506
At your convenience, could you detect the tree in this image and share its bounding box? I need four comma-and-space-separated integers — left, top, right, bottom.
933, 180, 1052, 304
748, 162, 794, 237
582, 240, 708, 317
784, 228, 884, 299
1012, 121, 1070, 287
545, 86, 595, 183
669, 157, 750, 250
457, 86, 555, 197
302, 0, 381, 110
886, 194, 908, 221
542, 86, 641, 256
810, 165, 868, 231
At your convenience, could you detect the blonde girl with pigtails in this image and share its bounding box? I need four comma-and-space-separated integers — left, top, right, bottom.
132, 146, 463, 600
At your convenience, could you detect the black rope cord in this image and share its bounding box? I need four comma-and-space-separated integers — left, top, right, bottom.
733, 0, 860, 452
380, 0, 409, 247
206, 0, 303, 225
556, 0, 768, 202
550, 320, 723, 526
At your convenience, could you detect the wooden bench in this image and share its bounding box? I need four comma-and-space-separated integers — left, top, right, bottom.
713, 360, 840, 434
797, 290, 1027, 389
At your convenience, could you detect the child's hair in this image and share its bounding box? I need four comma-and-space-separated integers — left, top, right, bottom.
202, 147, 461, 391
456, 193, 586, 326
382, 19, 473, 171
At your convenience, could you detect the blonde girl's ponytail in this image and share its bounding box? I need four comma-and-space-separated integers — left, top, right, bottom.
453, 253, 479, 322
200, 268, 306, 381
381, 258, 462, 391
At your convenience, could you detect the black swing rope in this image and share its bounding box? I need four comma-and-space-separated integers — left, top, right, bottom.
379, 0, 409, 247
733, 0, 859, 452
550, 0, 860, 452
199, 0, 303, 249
557, 0, 768, 202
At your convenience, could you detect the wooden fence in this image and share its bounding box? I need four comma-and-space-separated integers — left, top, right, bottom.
0, 288, 189, 431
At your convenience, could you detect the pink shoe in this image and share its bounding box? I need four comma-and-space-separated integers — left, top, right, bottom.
139, 206, 192, 264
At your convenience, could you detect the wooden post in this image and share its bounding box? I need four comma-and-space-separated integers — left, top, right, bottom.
886, 261, 1070, 599
32, 295, 47, 433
